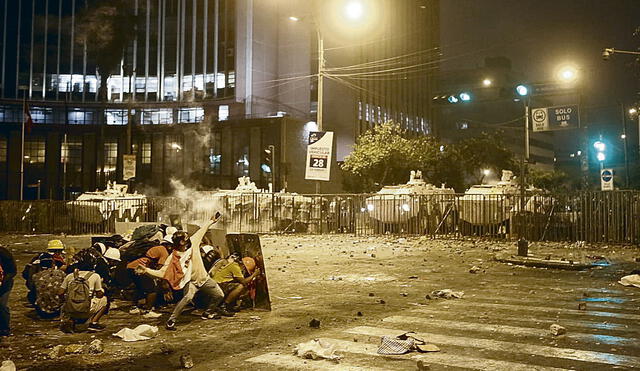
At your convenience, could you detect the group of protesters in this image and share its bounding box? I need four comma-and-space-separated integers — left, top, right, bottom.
0, 213, 262, 338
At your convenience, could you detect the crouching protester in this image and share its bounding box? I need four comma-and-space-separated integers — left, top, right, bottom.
23, 240, 67, 305
31, 253, 66, 318
58, 262, 108, 333
212, 254, 261, 311
137, 213, 232, 331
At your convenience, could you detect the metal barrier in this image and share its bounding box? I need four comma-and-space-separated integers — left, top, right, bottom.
0, 191, 638, 244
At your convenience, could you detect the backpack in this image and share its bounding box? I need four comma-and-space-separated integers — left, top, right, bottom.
63, 270, 92, 319
120, 240, 157, 262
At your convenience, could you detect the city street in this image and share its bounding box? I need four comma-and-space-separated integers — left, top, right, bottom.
1, 233, 638, 370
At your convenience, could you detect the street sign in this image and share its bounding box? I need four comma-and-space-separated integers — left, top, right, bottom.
531, 104, 579, 132
601, 169, 614, 191
123, 154, 136, 180
305, 131, 333, 181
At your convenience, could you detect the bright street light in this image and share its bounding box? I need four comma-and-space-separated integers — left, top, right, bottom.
482, 169, 491, 176
482, 78, 492, 87
630, 108, 638, 115
557, 65, 578, 83
459, 92, 471, 102
621, 134, 627, 139
288, 16, 299, 22
596, 152, 606, 162
344, 1, 364, 20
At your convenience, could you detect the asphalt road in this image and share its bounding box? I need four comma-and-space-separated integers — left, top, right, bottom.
0, 233, 638, 370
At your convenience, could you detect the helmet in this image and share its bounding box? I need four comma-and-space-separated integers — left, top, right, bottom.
104, 247, 121, 262
242, 257, 256, 274
47, 240, 65, 251
164, 226, 178, 243
93, 242, 107, 255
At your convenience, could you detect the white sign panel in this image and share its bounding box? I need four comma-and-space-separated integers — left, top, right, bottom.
123, 154, 137, 181
305, 131, 333, 181
600, 169, 614, 191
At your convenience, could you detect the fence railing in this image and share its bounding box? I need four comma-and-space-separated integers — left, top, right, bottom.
0, 191, 638, 243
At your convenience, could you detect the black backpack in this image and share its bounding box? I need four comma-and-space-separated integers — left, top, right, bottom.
62, 270, 92, 319
131, 225, 160, 241
119, 240, 157, 262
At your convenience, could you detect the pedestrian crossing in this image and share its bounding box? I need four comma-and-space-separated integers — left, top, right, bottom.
247, 291, 640, 370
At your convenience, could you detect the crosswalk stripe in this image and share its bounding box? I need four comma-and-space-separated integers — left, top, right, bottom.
318, 337, 569, 371
246, 352, 386, 371
440, 301, 640, 320
411, 308, 638, 335
382, 315, 638, 347
464, 293, 633, 311
345, 326, 640, 368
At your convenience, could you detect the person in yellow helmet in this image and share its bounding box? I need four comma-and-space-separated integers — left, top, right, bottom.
22, 240, 68, 305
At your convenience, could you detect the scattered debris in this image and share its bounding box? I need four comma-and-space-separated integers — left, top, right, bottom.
87, 339, 104, 354
64, 344, 84, 354
416, 360, 431, 370
578, 302, 587, 311
378, 299, 386, 304
550, 324, 566, 336
309, 318, 321, 328
159, 343, 175, 354
400, 292, 409, 297
180, 353, 194, 369
368, 293, 375, 297
618, 274, 640, 288
113, 324, 159, 342
469, 266, 481, 274
356, 311, 363, 317
378, 332, 439, 355
294, 339, 341, 361
408, 275, 419, 279
48, 345, 65, 359
0, 360, 15, 371
430, 289, 464, 299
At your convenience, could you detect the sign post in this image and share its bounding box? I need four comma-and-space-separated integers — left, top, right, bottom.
123, 154, 137, 181
601, 169, 614, 191
531, 104, 580, 132
305, 131, 333, 182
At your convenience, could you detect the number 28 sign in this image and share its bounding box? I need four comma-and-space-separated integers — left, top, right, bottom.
305, 131, 334, 181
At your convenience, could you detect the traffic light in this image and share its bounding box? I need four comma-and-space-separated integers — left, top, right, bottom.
515, 84, 529, 97
262, 145, 275, 173
433, 91, 473, 105
593, 140, 606, 162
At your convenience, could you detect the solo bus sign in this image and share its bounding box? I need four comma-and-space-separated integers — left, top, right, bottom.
531, 104, 579, 132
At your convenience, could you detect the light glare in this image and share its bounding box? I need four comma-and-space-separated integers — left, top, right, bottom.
345, 1, 364, 20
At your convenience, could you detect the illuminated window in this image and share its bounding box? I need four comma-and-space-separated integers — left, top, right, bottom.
141, 108, 173, 125
24, 139, 46, 164
218, 105, 229, 121
105, 109, 128, 125
179, 107, 204, 123
141, 140, 151, 165
68, 109, 95, 124
61, 137, 83, 173
0, 137, 6, 162
209, 132, 221, 175
104, 140, 118, 172
30, 107, 53, 124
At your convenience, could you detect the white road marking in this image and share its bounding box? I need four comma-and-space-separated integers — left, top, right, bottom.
411, 307, 638, 336
345, 326, 640, 368
317, 337, 569, 371
383, 315, 638, 347
246, 352, 385, 371
440, 301, 640, 321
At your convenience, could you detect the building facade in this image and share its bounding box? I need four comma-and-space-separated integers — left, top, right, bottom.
0, 0, 440, 199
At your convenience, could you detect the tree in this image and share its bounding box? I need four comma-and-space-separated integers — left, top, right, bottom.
76, 1, 139, 101
341, 121, 415, 192
454, 132, 517, 185
527, 168, 573, 192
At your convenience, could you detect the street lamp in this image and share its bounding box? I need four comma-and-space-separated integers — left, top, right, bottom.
602, 47, 640, 61
344, 1, 364, 20
556, 65, 579, 84
482, 78, 492, 87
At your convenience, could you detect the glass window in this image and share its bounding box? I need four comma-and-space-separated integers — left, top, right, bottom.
105, 109, 128, 125
178, 107, 204, 123
30, 107, 54, 124
218, 105, 229, 121
141, 140, 151, 165
0, 137, 6, 162
209, 132, 221, 175
24, 139, 46, 164
141, 108, 173, 125
104, 140, 118, 172
61, 137, 83, 173
68, 109, 95, 125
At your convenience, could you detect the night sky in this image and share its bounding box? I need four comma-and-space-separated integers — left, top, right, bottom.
441, 0, 639, 129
